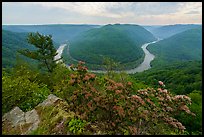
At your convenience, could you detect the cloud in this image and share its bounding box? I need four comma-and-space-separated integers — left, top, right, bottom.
2, 2, 202, 25
185, 10, 200, 14
21, 2, 187, 17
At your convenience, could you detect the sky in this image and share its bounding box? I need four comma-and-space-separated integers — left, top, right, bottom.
2, 2, 202, 25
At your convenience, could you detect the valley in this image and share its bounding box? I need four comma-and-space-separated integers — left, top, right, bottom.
58, 39, 160, 74
2, 23, 202, 136
3, 2, 202, 135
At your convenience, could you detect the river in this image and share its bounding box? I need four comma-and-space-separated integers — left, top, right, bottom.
54, 44, 66, 63
55, 39, 160, 74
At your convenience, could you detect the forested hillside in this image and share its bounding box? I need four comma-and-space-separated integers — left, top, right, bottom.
2, 24, 100, 43
2, 30, 34, 68
146, 24, 201, 39
65, 24, 156, 70
2, 30, 202, 135
147, 27, 202, 67
142, 25, 162, 34
2, 30, 59, 68
132, 60, 202, 134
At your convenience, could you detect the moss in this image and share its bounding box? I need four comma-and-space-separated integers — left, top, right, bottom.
30, 101, 75, 135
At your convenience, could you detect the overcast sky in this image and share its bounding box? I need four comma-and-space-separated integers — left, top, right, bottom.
2, 2, 202, 25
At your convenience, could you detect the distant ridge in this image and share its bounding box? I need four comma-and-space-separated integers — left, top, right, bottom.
67, 24, 156, 68
145, 24, 201, 39
2, 24, 101, 43
147, 27, 202, 67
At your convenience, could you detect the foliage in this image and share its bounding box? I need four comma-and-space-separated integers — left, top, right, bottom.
49, 63, 72, 98
174, 90, 202, 135
62, 46, 145, 71
2, 30, 36, 68
2, 64, 51, 114
2, 60, 200, 135
132, 61, 202, 134
68, 118, 87, 135
132, 61, 202, 95
18, 32, 59, 73
3, 24, 99, 43
60, 62, 195, 135
30, 102, 75, 135
2, 25, 202, 135
147, 27, 202, 67
147, 24, 201, 39
65, 24, 156, 69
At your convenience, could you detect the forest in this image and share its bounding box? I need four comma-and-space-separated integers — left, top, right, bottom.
2, 24, 202, 135
147, 27, 202, 67
65, 24, 156, 69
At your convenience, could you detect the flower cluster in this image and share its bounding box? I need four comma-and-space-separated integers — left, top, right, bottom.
164, 117, 186, 131
131, 95, 145, 105
158, 81, 165, 87
66, 64, 195, 135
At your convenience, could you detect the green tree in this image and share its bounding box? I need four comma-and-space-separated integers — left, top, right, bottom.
19, 32, 59, 73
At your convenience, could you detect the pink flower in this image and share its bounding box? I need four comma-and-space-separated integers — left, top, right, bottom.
162, 89, 168, 94
158, 81, 164, 85
90, 87, 97, 92
107, 86, 113, 91
132, 95, 145, 105
158, 81, 165, 87
180, 105, 191, 114
87, 101, 92, 109
69, 79, 75, 85
120, 95, 125, 99
166, 107, 173, 111
113, 105, 118, 110
85, 93, 92, 99
82, 66, 88, 71
183, 95, 191, 101
158, 88, 162, 92
94, 97, 100, 102
112, 86, 118, 90
89, 73, 96, 79
116, 83, 124, 88
177, 122, 186, 130
115, 90, 122, 94
132, 95, 141, 100
79, 61, 85, 64
70, 74, 77, 79
127, 82, 132, 86
107, 79, 116, 84
83, 75, 90, 81
166, 95, 171, 101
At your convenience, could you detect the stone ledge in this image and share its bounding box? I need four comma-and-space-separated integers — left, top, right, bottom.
2, 94, 62, 135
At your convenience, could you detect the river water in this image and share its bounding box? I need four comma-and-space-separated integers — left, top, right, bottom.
55, 39, 160, 74
54, 44, 66, 63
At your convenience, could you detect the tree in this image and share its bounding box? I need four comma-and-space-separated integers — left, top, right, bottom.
19, 32, 60, 73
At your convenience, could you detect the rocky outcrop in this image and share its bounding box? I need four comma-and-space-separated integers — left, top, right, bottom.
2, 94, 66, 135
37, 94, 63, 107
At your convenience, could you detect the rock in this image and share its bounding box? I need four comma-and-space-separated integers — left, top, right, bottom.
37, 94, 63, 107
2, 107, 41, 135
2, 107, 25, 127
2, 94, 72, 135
24, 109, 40, 134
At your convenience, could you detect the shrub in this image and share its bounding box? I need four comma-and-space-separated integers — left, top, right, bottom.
64, 62, 195, 135
67, 117, 87, 135
2, 66, 51, 114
